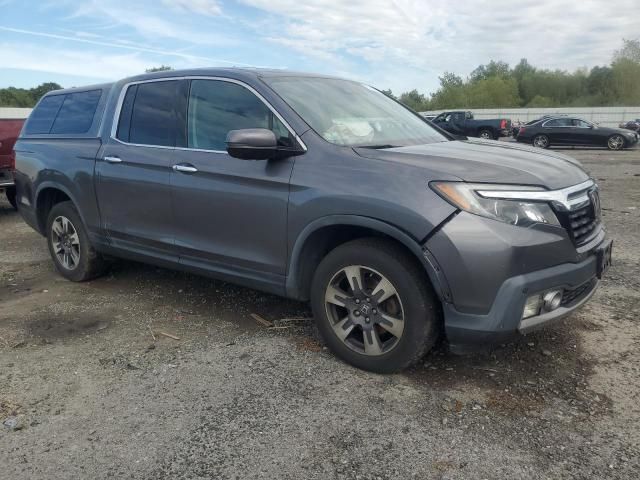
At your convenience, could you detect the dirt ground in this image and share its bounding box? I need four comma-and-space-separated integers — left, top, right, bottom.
1, 146, 639, 479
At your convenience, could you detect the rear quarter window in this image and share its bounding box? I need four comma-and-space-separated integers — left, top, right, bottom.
25, 89, 102, 135
51, 90, 102, 134
25, 95, 65, 134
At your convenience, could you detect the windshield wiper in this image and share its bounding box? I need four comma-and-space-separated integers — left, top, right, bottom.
358, 144, 400, 149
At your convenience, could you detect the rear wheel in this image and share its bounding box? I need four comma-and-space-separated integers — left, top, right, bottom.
478, 129, 493, 140
607, 134, 625, 151
533, 134, 550, 149
311, 238, 440, 373
46, 201, 107, 282
5, 187, 17, 210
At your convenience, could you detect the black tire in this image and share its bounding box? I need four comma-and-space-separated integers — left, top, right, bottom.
5, 186, 17, 210
46, 201, 107, 282
607, 134, 625, 151
478, 129, 494, 140
310, 238, 440, 373
533, 134, 550, 149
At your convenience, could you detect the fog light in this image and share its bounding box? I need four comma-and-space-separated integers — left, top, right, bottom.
543, 290, 563, 311
522, 294, 542, 319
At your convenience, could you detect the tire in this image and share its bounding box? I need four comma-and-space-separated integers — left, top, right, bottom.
5, 186, 17, 210
478, 129, 493, 140
46, 201, 107, 282
533, 134, 550, 149
607, 134, 625, 151
310, 238, 440, 373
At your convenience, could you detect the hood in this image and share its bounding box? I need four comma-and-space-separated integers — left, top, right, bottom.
599, 126, 638, 136
354, 139, 589, 190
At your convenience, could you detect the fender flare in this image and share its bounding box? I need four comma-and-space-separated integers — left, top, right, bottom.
285, 214, 451, 302
34, 181, 84, 233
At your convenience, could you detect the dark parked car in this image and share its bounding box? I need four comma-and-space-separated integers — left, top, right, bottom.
619, 119, 640, 133
0, 117, 26, 208
517, 116, 638, 150
14, 69, 611, 372
431, 110, 511, 139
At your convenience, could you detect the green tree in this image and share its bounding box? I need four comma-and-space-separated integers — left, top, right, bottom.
398, 89, 429, 111
614, 39, 640, 63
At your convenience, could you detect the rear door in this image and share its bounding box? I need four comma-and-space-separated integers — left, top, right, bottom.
96, 79, 183, 258
541, 118, 572, 144
170, 78, 297, 287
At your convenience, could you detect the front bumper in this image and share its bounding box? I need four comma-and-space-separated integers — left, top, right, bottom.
424, 211, 606, 352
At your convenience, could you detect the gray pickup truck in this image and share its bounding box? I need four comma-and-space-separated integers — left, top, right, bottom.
14, 69, 611, 372
431, 110, 512, 139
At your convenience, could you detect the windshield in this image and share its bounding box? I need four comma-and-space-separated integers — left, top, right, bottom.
264, 77, 448, 147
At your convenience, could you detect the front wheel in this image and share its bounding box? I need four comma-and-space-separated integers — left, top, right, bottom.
46, 201, 107, 282
310, 238, 440, 373
607, 135, 625, 151
533, 134, 550, 149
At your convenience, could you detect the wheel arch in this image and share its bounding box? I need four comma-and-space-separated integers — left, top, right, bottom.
286, 215, 449, 303
34, 182, 81, 235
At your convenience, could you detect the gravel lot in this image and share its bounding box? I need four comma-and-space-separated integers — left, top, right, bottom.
1, 146, 639, 479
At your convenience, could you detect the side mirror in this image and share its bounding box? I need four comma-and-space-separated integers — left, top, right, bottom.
226, 128, 278, 160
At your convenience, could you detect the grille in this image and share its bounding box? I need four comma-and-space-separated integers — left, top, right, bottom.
561, 278, 597, 306
559, 188, 601, 246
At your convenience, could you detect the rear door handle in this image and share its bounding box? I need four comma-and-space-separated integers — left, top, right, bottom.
172, 164, 198, 174
104, 155, 122, 164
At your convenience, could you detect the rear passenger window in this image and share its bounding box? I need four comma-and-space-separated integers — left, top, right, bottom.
25, 95, 65, 134
51, 90, 102, 134
121, 81, 176, 147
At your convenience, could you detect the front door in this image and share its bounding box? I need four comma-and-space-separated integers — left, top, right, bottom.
96, 79, 183, 258
170, 79, 298, 288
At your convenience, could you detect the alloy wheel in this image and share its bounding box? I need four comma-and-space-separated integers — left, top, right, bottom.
324, 265, 405, 356
608, 135, 624, 151
51, 215, 81, 270
479, 130, 492, 139
533, 135, 549, 148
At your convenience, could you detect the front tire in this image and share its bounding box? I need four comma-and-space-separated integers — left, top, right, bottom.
607, 134, 625, 151
46, 201, 107, 282
310, 238, 440, 373
533, 134, 550, 149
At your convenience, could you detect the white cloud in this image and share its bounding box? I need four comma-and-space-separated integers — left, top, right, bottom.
161, 0, 222, 16
0, 42, 153, 80
240, 0, 640, 92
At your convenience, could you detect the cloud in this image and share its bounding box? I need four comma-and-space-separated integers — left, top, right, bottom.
0, 27, 254, 67
0, 42, 153, 80
239, 0, 640, 91
161, 0, 222, 16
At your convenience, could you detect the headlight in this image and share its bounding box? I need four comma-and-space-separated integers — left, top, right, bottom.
431, 182, 560, 227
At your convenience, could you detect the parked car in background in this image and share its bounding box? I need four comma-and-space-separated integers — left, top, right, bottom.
517, 116, 638, 150
431, 110, 511, 140
0, 117, 26, 208
619, 119, 640, 133
14, 69, 611, 372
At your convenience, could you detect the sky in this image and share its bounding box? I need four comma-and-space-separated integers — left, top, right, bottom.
0, 0, 638, 94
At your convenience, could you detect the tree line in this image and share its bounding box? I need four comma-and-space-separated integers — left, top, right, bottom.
387, 39, 640, 111
1, 40, 638, 110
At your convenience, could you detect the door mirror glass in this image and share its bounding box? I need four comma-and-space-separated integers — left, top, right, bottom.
226, 128, 278, 160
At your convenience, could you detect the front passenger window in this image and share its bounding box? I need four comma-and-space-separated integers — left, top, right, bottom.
187, 80, 293, 151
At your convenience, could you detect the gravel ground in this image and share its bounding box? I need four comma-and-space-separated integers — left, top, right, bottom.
0, 146, 639, 479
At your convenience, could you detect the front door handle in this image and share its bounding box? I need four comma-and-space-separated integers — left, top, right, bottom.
172, 164, 198, 174
104, 155, 122, 163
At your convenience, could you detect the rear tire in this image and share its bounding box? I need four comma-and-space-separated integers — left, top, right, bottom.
310, 238, 440, 373
607, 134, 625, 151
5, 187, 17, 210
533, 134, 550, 149
46, 201, 107, 282
478, 129, 493, 140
